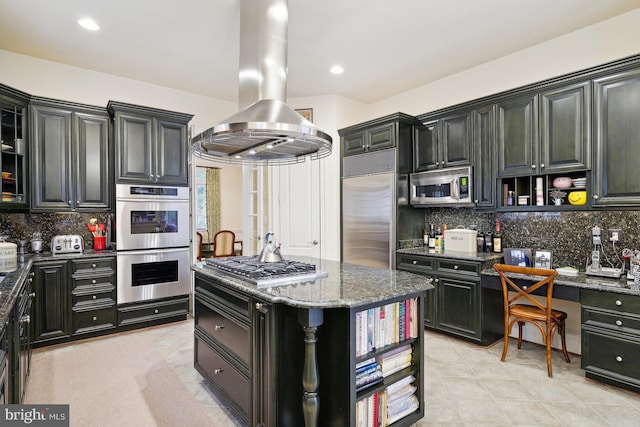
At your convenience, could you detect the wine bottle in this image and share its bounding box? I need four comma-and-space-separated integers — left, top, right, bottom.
428, 224, 436, 251
442, 224, 447, 252
434, 226, 442, 253
493, 220, 503, 253
423, 226, 429, 246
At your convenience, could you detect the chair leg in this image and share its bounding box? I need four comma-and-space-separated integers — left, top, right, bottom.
546, 336, 553, 377
501, 320, 510, 362
559, 322, 571, 363
517, 321, 524, 349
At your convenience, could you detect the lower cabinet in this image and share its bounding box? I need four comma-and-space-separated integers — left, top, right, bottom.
0, 325, 7, 404
194, 272, 425, 426
6, 273, 34, 403
581, 289, 640, 392
397, 253, 502, 345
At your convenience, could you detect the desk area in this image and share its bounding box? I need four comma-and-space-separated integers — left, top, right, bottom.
482, 269, 640, 394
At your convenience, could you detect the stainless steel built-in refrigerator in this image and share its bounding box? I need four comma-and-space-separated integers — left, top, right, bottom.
342, 148, 420, 269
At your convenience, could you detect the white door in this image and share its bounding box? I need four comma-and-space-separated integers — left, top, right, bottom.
271, 158, 321, 258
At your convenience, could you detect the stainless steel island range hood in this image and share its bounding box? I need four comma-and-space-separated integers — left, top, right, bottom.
192, 0, 332, 165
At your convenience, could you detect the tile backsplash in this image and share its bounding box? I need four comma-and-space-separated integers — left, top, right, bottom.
420, 208, 640, 270
0, 212, 112, 252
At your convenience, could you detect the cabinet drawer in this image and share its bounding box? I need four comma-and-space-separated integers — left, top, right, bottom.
582, 306, 640, 335
195, 337, 250, 420
581, 289, 640, 313
437, 259, 480, 277
72, 306, 117, 334
397, 254, 435, 274
118, 297, 189, 327
72, 275, 115, 289
72, 257, 115, 275
582, 328, 640, 383
72, 287, 116, 307
195, 298, 250, 366
195, 275, 250, 318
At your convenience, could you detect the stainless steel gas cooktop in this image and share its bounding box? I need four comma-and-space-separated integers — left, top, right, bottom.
204, 255, 328, 287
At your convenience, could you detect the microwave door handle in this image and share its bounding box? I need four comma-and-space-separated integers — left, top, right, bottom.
452, 178, 460, 201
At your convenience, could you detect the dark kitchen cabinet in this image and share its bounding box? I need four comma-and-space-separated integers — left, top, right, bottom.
414, 110, 472, 172
496, 93, 539, 177
0, 84, 29, 209
342, 122, 395, 156
30, 98, 111, 212
581, 289, 640, 393
32, 261, 70, 345
70, 257, 117, 336
592, 68, 640, 206
397, 253, 502, 345
107, 101, 193, 186
473, 104, 497, 208
8, 273, 33, 403
0, 323, 7, 404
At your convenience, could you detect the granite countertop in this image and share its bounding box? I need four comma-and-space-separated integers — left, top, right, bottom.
482, 268, 640, 296
0, 250, 117, 327
397, 247, 504, 263
193, 257, 434, 309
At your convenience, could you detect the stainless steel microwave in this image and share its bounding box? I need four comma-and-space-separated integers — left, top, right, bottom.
409, 166, 474, 207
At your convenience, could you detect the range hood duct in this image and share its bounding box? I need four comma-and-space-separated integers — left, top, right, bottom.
192, 0, 332, 165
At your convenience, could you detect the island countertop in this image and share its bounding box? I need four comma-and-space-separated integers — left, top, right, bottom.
192, 256, 434, 309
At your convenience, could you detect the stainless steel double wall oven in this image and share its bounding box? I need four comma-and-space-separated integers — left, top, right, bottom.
115, 184, 190, 304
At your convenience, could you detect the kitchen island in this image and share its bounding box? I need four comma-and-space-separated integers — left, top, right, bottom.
192, 257, 433, 427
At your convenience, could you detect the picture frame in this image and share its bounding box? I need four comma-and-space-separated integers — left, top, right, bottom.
296, 108, 313, 123
534, 250, 553, 269
503, 248, 533, 267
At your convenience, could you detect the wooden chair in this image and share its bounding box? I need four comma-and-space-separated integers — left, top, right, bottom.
196, 232, 203, 260
212, 230, 236, 257
493, 263, 570, 377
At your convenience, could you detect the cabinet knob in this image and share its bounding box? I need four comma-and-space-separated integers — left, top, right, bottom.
412, 260, 417, 265
30, 292, 36, 298
540, 163, 545, 168
213, 368, 224, 374
593, 195, 599, 200
154, 309, 159, 314
92, 279, 97, 284
255, 302, 269, 313
616, 355, 623, 362
615, 320, 623, 326
92, 264, 97, 268
616, 299, 622, 306
68, 200, 72, 204
531, 164, 536, 169
92, 316, 98, 321
30, 272, 35, 277
435, 278, 439, 283
92, 295, 97, 300
522, 285, 528, 291
453, 265, 459, 270
214, 324, 224, 330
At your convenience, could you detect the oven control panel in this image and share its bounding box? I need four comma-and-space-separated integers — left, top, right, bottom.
51, 235, 84, 256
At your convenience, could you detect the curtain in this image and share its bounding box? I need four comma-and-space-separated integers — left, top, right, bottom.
206, 168, 221, 237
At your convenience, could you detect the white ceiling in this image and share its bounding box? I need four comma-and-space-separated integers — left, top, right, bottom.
1, 0, 639, 104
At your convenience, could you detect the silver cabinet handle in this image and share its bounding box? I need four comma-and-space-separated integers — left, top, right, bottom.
540, 163, 545, 168
92, 279, 97, 284
454, 265, 459, 270
214, 324, 224, 330
93, 295, 97, 300
92, 264, 97, 268
308, 240, 319, 245
412, 260, 417, 265
531, 164, 536, 169
154, 309, 159, 314
593, 195, 599, 200
523, 285, 528, 291
93, 316, 98, 321
213, 368, 224, 374
616, 300, 622, 306
30, 292, 36, 297
615, 320, 623, 326
255, 302, 269, 313
616, 355, 623, 362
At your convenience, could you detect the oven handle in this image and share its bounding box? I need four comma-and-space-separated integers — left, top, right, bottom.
117, 246, 189, 256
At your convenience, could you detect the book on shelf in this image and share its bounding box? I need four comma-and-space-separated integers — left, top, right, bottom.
376, 344, 412, 377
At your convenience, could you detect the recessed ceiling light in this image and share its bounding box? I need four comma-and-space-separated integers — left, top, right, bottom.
78, 17, 100, 31
330, 65, 344, 75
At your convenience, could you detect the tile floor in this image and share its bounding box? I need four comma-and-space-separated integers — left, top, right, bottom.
29, 317, 640, 427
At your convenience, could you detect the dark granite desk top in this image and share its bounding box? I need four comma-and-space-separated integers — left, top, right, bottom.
397, 247, 503, 263
193, 257, 434, 309
482, 268, 640, 300
0, 251, 116, 327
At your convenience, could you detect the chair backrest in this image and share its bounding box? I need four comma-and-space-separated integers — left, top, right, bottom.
213, 230, 236, 257
493, 263, 559, 316
196, 232, 203, 260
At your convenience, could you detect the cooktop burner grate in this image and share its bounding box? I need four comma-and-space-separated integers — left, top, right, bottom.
204, 255, 327, 287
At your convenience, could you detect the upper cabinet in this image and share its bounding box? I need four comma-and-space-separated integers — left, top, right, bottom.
414, 110, 472, 172
30, 98, 111, 212
497, 82, 591, 178
592, 68, 640, 207
0, 84, 30, 209
342, 122, 396, 156
473, 104, 497, 208
107, 101, 193, 186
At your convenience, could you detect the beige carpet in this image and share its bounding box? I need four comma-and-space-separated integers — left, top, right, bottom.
25, 326, 215, 427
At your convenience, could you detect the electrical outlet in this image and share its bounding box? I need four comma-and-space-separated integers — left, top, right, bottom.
609, 228, 623, 242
